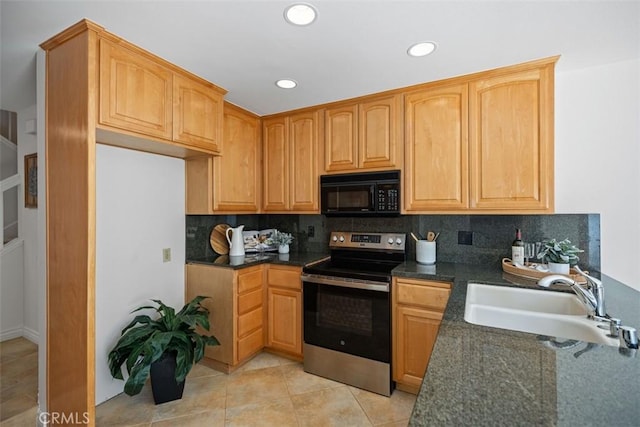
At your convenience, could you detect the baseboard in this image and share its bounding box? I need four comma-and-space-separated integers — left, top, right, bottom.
0, 326, 39, 343
22, 326, 39, 344
0, 327, 23, 342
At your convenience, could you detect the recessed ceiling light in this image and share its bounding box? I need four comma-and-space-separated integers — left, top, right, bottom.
284, 3, 317, 26
407, 41, 437, 57
276, 79, 298, 89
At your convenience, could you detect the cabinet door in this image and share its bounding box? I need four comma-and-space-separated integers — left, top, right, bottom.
267, 287, 302, 356
405, 83, 469, 211
289, 111, 320, 212
263, 117, 289, 211
324, 104, 358, 172
99, 40, 172, 140
213, 104, 261, 212
359, 94, 402, 169
394, 305, 443, 389
173, 74, 223, 152
469, 66, 554, 211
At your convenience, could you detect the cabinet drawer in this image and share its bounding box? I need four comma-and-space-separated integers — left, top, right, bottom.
238, 267, 263, 293
238, 307, 263, 338
396, 280, 451, 311
237, 327, 263, 362
238, 288, 262, 315
267, 266, 302, 290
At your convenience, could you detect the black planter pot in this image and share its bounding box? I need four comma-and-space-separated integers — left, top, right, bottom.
150, 352, 185, 404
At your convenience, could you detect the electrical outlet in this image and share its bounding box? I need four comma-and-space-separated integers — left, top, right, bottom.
307, 225, 315, 238
458, 231, 473, 245
162, 248, 171, 262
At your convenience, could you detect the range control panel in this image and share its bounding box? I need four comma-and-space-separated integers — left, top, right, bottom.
329, 231, 406, 251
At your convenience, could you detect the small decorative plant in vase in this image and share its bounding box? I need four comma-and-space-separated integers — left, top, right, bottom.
537, 238, 583, 274
271, 230, 294, 254
108, 296, 219, 404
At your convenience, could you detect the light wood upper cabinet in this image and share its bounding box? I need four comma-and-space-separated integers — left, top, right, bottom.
262, 116, 289, 211
185, 103, 261, 214
325, 104, 358, 171
213, 103, 261, 212
324, 94, 402, 173
263, 110, 320, 213
289, 111, 320, 211
405, 83, 469, 211
173, 74, 224, 153
359, 95, 402, 169
469, 65, 554, 211
98, 35, 226, 157
404, 57, 556, 213
99, 39, 173, 140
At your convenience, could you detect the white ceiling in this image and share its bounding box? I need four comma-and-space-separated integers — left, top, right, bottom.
1, 1, 638, 116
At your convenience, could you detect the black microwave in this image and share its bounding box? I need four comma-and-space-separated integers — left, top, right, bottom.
320, 170, 401, 216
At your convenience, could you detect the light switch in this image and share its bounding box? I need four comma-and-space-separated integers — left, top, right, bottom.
162, 248, 171, 262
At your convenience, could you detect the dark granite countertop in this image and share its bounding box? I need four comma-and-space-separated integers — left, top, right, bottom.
186, 251, 329, 269
396, 261, 640, 427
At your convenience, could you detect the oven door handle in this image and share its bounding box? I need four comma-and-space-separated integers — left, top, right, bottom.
301, 273, 389, 293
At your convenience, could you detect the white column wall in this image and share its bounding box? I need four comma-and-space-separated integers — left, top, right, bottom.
94, 144, 185, 404
555, 58, 640, 290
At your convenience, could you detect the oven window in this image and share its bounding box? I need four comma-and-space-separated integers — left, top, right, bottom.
303, 281, 390, 363
317, 291, 373, 336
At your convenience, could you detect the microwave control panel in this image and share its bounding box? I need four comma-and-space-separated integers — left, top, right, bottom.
377, 184, 399, 212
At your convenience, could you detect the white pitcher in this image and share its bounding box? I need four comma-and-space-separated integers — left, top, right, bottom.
226, 225, 245, 257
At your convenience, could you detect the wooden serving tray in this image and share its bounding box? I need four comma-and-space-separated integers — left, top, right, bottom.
501, 258, 587, 285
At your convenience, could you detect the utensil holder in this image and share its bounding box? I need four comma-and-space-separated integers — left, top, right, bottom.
416, 241, 436, 265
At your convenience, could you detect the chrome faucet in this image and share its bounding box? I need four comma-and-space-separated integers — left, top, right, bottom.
537, 266, 606, 319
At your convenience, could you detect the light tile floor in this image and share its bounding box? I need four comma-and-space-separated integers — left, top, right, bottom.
0, 339, 416, 426
0, 337, 39, 426
97, 352, 416, 427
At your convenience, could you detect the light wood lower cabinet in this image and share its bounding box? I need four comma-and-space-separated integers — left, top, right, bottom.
185, 263, 264, 371
266, 265, 303, 357
392, 277, 451, 394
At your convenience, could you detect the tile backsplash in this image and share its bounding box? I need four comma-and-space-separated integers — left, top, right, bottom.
187, 213, 600, 273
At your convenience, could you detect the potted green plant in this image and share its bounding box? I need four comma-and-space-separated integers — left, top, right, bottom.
271, 230, 294, 254
108, 296, 219, 404
537, 238, 584, 274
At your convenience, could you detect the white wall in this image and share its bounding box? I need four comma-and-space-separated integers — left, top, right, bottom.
17, 104, 39, 341
95, 144, 185, 404
555, 58, 640, 290
0, 240, 24, 340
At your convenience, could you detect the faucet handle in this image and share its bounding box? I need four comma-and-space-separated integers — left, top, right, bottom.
619, 326, 639, 349
608, 318, 621, 337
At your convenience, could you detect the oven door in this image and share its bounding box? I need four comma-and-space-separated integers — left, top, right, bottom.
302, 274, 390, 363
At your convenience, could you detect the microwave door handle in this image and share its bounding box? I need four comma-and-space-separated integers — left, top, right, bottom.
370, 186, 375, 211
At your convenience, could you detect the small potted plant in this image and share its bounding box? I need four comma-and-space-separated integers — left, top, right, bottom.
537, 238, 584, 274
271, 230, 294, 254
108, 296, 219, 404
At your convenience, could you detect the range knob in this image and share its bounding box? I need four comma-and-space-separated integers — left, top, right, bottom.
339, 235, 345, 242
387, 237, 395, 245
396, 237, 403, 245
332, 235, 338, 242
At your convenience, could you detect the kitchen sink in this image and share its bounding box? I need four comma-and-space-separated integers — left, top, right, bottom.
464, 283, 619, 347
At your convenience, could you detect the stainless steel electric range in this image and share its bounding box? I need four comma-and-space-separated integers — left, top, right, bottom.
301, 231, 406, 396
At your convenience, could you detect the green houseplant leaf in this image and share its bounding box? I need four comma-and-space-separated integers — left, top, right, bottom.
537, 238, 584, 265
108, 296, 220, 396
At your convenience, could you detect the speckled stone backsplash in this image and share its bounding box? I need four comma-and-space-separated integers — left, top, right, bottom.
186, 214, 600, 273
